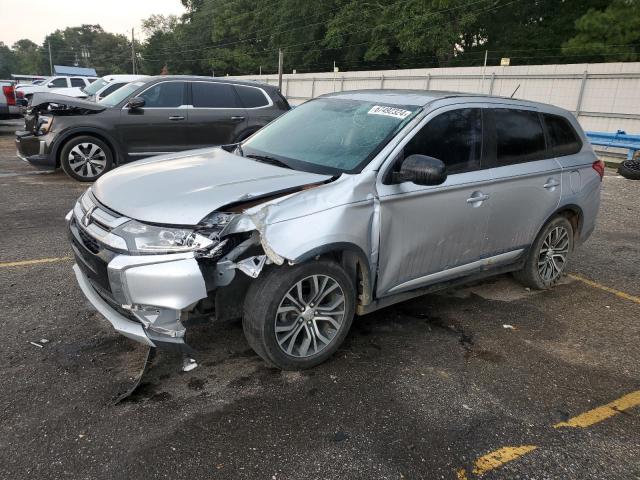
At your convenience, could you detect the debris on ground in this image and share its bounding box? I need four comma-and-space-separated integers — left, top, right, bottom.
182, 357, 198, 372
29, 341, 44, 348
503, 324, 516, 330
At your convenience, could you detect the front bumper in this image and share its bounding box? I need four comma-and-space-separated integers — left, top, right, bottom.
15, 131, 56, 169
73, 264, 154, 346
68, 200, 209, 350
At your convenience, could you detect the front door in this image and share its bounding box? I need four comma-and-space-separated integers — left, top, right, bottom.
188, 81, 248, 148
117, 81, 191, 160
376, 107, 492, 297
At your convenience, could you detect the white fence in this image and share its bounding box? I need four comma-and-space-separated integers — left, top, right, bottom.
232, 62, 640, 161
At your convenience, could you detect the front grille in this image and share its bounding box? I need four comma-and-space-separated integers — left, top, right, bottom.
78, 225, 100, 254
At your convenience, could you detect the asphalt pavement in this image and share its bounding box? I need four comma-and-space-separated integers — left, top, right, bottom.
0, 121, 638, 480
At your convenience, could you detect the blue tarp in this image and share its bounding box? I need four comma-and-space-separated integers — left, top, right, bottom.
53, 65, 97, 76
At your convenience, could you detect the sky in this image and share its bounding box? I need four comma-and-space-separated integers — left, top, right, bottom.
0, 0, 186, 47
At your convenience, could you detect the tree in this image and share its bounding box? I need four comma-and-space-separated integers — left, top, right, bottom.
0, 42, 17, 78
563, 0, 640, 62
12, 39, 44, 74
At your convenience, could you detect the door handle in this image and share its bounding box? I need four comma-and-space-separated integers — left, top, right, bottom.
466, 192, 490, 205
230, 116, 246, 122
168, 115, 185, 121
544, 179, 560, 190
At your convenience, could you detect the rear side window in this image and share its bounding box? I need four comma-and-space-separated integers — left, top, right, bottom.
70, 78, 85, 87
491, 109, 546, 165
139, 81, 184, 108
235, 86, 269, 108
403, 108, 482, 175
192, 82, 240, 108
544, 113, 582, 157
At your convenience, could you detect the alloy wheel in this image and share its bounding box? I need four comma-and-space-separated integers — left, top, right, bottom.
68, 143, 107, 179
537, 225, 570, 282
274, 274, 346, 358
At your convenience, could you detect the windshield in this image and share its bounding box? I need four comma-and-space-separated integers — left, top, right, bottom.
82, 78, 108, 95
99, 81, 146, 107
242, 98, 420, 174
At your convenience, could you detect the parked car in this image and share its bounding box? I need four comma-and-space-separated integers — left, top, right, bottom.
16, 76, 290, 181
51, 74, 149, 101
15, 76, 98, 106
67, 90, 603, 370
0, 80, 20, 119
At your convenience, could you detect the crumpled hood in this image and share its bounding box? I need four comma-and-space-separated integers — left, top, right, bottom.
29, 93, 106, 111
92, 148, 331, 225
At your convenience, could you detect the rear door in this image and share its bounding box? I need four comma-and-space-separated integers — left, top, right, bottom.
116, 80, 191, 159
188, 81, 248, 148
482, 107, 562, 254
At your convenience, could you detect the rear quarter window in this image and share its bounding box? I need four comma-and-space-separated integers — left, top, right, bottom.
544, 113, 582, 157
235, 85, 269, 108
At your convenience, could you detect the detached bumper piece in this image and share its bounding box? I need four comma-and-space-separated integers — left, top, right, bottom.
15, 131, 55, 169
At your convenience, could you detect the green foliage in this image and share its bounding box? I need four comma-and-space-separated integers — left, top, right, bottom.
3, 0, 637, 78
563, 0, 640, 62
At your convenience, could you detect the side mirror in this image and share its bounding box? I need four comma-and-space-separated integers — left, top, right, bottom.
47, 82, 55, 88
392, 154, 447, 186
127, 97, 145, 109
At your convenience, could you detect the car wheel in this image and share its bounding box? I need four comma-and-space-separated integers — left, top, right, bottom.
60, 135, 113, 182
242, 260, 356, 370
514, 216, 574, 290
618, 153, 640, 180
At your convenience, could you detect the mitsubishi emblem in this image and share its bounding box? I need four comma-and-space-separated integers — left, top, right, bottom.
82, 206, 96, 227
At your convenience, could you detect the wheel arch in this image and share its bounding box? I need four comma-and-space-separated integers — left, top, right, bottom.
52, 128, 120, 167
292, 242, 374, 308
549, 203, 584, 243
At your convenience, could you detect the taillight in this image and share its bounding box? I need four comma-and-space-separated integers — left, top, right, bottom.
2, 85, 16, 106
592, 159, 605, 180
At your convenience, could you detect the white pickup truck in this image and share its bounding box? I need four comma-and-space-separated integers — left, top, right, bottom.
52, 74, 148, 101
15, 76, 98, 105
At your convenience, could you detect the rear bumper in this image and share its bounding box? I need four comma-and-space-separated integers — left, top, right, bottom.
15, 131, 56, 169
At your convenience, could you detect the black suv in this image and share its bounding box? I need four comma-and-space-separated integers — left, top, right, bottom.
15, 76, 290, 181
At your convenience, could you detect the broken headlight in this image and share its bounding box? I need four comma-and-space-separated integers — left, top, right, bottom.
37, 115, 53, 135
112, 220, 215, 254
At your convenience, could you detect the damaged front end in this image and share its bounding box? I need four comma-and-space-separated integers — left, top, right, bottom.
68, 189, 291, 351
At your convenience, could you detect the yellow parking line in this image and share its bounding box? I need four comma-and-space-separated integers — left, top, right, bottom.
554, 390, 640, 428
0, 256, 72, 268
569, 274, 640, 305
456, 445, 538, 479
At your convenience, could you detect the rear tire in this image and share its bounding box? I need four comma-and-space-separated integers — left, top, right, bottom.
618, 152, 640, 180
60, 135, 113, 182
514, 216, 574, 290
242, 260, 356, 370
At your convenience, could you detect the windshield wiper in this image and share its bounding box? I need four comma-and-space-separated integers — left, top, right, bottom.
246, 154, 292, 169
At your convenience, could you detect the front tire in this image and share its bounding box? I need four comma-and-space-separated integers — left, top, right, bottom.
60, 135, 113, 182
243, 260, 356, 370
514, 216, 574, 290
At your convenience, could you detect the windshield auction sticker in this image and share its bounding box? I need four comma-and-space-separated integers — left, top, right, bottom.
368, 105, 412, 119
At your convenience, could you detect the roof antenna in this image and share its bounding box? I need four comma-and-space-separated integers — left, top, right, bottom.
510, 84, 520, 98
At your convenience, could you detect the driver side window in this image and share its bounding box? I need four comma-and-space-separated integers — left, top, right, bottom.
402, 108, 482, 175
139, 82, 184, 108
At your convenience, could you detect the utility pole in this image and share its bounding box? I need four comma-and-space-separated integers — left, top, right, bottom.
277, 49, 283, 92
480, 50, 488, 93
131, 28, 136, 75
48, 41, 53, 75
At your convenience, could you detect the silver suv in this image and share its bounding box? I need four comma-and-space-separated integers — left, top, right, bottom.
67, 90, 602, 370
